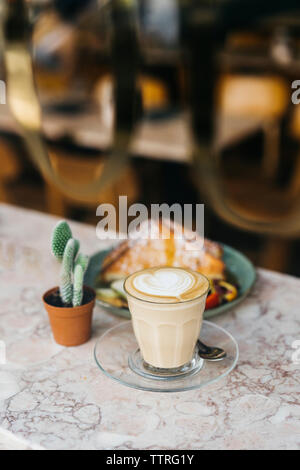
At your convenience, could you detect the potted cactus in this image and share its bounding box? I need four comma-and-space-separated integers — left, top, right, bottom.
43, 221, 95, 346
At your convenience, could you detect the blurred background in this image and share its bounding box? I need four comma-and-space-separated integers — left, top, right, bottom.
0, 0, 300, 276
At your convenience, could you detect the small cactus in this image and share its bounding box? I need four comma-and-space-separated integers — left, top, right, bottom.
51, 220, 90, 307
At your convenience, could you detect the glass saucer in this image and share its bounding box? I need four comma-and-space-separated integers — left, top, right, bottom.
94, 320, 239, 393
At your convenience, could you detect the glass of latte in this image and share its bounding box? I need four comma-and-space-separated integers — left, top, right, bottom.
124, 267, 209, 375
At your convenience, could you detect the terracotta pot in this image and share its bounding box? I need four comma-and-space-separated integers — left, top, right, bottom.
43, 286, 96, 346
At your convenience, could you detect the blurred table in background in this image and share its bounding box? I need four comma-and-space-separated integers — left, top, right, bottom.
0, 104, 265, 163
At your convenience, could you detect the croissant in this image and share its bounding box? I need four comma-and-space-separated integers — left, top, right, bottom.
100, 220, 225, 282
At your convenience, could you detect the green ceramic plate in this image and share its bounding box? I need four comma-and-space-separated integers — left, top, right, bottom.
85, 244, 256, 320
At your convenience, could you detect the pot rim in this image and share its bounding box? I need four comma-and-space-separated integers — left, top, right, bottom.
43, 285, 96, 311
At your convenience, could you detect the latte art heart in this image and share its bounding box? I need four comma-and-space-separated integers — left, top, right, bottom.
133, 268, 195, 298
125, 267, 209, 303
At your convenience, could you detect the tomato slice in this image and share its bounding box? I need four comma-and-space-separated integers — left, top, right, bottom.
205, 292, 220, 309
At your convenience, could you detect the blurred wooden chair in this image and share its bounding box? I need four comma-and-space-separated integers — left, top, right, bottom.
45, 148, 139, 220
218, 74, 289, 180
217, 74, 294, 272
0, 137, 22, 203
289, 103, 300, 199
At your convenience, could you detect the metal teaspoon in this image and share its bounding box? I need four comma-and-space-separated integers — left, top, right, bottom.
197, 340, 227, 361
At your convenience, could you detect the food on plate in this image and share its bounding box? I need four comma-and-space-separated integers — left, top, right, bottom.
96, 287, 127, 308
111, 280, 127, 299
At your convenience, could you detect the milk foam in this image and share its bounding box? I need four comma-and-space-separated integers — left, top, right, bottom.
133, 268, 195, 298
125, 267, 209, 303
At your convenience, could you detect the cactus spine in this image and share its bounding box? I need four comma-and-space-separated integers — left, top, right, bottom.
51, 220, 90, 307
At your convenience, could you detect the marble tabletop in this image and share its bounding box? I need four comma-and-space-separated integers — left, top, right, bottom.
0, 203, 299, 450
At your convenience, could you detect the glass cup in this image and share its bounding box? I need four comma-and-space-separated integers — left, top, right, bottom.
124, 269, 209, 377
